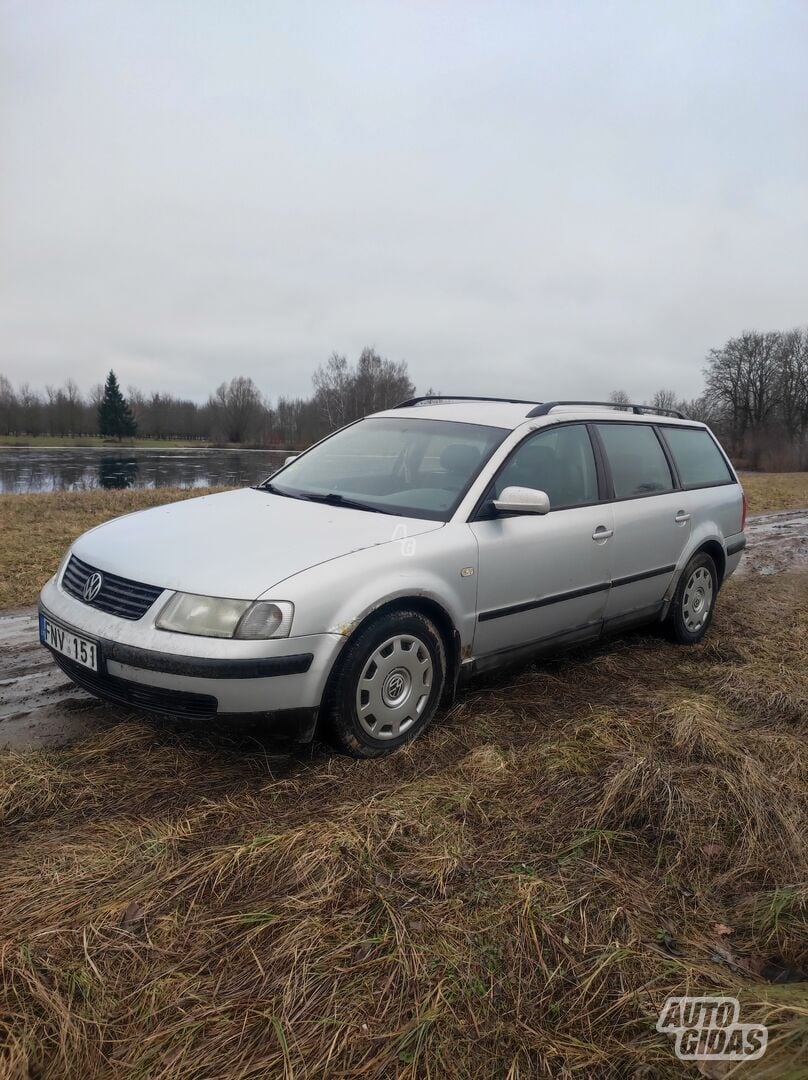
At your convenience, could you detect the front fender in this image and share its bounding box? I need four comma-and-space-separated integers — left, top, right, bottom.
264, 525, 479, 651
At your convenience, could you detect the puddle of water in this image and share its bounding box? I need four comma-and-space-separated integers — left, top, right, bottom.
0, 448, 287, 493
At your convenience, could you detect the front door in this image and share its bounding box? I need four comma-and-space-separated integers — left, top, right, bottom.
470, 423, 614, 659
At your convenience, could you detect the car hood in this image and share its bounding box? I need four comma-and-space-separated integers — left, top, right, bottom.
72, 487, 443, 600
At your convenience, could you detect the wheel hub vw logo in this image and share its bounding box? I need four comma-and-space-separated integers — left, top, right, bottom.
83, 572, 103, 602
382, 668, 410, 706
387, 674, 405, 698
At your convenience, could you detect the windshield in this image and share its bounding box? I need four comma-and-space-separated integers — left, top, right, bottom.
264, 417, 509, 520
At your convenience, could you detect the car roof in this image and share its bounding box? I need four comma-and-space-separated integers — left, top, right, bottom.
372, 400, 706, 432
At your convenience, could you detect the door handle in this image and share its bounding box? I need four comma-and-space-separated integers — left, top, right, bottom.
674, 511, 691, 525
592, 526, 614, 541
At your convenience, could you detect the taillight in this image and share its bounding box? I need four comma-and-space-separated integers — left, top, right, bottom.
741, 488, 748, 531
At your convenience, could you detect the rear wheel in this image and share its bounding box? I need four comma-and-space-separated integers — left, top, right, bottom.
664, 551, 717, 644
324, 610, 446, 757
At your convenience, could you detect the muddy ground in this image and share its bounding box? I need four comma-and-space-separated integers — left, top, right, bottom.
2, 508, 806, 751
737, 507, 808, 575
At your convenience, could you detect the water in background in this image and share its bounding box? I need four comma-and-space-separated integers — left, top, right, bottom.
0, 448, 288, 494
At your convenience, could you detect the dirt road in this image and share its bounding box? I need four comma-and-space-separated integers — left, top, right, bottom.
2, 508, 806, 751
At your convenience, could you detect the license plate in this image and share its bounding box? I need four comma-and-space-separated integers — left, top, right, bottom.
40, 615, 99, 672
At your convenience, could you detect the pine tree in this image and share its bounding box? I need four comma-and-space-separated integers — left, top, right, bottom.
98, 370, 137, 440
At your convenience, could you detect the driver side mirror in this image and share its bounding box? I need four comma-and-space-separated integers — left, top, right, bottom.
493, 486, 551, 515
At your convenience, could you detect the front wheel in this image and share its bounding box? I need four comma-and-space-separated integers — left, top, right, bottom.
664, 551, 718, 645
323, 610, 446, 758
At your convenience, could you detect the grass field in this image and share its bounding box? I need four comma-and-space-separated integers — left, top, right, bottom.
1, 573, 806, 1077
739, 471, 808, 514
0, 475, 806, 1075
1, 473, 808, 611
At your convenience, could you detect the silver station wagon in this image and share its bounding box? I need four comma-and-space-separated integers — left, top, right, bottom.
39, 397, 747, 757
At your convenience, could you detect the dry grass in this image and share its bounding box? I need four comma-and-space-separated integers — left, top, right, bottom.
739, 471, 808, 514
1, 574, 806, 1078
0, 489, 229, 609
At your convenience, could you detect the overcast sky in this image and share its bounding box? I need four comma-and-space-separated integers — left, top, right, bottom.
2, 1, 807, 405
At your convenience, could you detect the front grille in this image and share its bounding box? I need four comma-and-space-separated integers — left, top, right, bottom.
52, 653, 218, 719
62, 554, 164, 620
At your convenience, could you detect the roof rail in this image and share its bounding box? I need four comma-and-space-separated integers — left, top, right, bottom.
526, 400, 686, 420
395, 395, 540, 408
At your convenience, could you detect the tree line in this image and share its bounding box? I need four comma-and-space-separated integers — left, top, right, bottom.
2, 330, 807, 468
608, 328, 808, 469
0, 348, 415, 448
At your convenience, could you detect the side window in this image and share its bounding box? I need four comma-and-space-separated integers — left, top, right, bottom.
661, 427, 733, 487
492, 424, 598, 509
596, 423, 673, 499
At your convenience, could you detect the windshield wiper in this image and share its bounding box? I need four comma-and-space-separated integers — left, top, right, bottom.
299, 492, 394, 515
257, 483, 393, 514
256, 481, 305, 499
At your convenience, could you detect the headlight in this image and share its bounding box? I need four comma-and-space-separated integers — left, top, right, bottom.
156, 593, 294, 639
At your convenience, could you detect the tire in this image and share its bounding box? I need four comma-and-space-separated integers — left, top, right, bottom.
323, 609, 446, 758
664, 551, 718, 645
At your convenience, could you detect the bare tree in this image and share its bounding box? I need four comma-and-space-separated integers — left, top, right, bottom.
313, 348, 414, 430
209, 376, 266, 444
704, 331, 781, 449
777, 328, 808, 441
650, 388, 678, 413
312, 353, 350, 430
351, 347, 414, 417
63, 379, 83, 435
18, 383, 43, 435
608, 389, 631, 410
677, 394, 722, 427
272, 396, 322, 448
0, 375, 16, 435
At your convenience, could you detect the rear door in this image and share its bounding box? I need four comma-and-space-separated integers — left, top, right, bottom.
470, 423, 614, 659
594, 422, 691, 624
657, 424, 743, 544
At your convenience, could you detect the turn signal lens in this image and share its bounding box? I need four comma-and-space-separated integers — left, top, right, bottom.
235, 601, 294, 640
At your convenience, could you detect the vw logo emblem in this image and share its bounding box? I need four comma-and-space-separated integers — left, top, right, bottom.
83, 571, 103, 602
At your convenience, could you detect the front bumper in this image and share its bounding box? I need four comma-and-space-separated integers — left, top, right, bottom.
39, 577, 346, 739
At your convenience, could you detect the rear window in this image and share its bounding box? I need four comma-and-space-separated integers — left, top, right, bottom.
596, 423, 673, 499
662, 427, 733, 487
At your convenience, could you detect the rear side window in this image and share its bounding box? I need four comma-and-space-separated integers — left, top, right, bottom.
662, 427, 733, 487
596, 423, 673, 499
